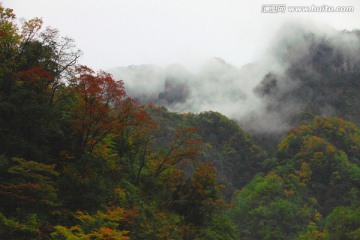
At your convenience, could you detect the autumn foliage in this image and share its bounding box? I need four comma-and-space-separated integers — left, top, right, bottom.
1, 4, 360, 240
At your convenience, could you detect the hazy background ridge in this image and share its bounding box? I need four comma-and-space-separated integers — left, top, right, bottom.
109, 21, 360, 133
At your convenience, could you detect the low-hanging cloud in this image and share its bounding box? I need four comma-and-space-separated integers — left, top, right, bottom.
109, 20, 360, 134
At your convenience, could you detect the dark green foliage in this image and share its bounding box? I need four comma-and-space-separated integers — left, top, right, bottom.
0, 6, 235, 237
232, 172, 322, 240
186, 111, 266, 192
231, 117, 360, 239
0, 157, 59, 239
325, 205, 360, 240
149, 108, 267, 198
277, 117, 360, 213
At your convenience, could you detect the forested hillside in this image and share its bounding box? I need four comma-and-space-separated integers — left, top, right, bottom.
1, 4, 360, 240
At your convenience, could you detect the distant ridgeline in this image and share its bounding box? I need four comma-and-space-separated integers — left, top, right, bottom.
110, 27, 360, 134
110, 27, 360, 154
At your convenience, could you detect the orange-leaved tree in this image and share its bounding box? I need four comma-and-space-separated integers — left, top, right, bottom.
51, 207, 137, 240
71, 66, 132, 157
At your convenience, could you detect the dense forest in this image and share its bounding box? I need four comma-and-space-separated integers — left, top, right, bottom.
1, 4, 360, 240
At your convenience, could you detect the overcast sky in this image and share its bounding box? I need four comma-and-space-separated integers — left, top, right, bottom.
3, 0, 360, 71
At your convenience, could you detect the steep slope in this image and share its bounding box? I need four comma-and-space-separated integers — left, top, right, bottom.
147, 107, 267, 197
253, 27, 360, 129
244, 25, 360, 154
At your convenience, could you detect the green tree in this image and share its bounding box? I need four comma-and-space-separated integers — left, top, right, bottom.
325, 205, 360, 240
0, 156, 59, 239
232, 171, 321, 240
278, 117, 360, 213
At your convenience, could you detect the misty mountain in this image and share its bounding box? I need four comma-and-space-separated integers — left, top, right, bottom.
109, 23, 360, 139
252, 25, 360, 132
109, 56, 266, 127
